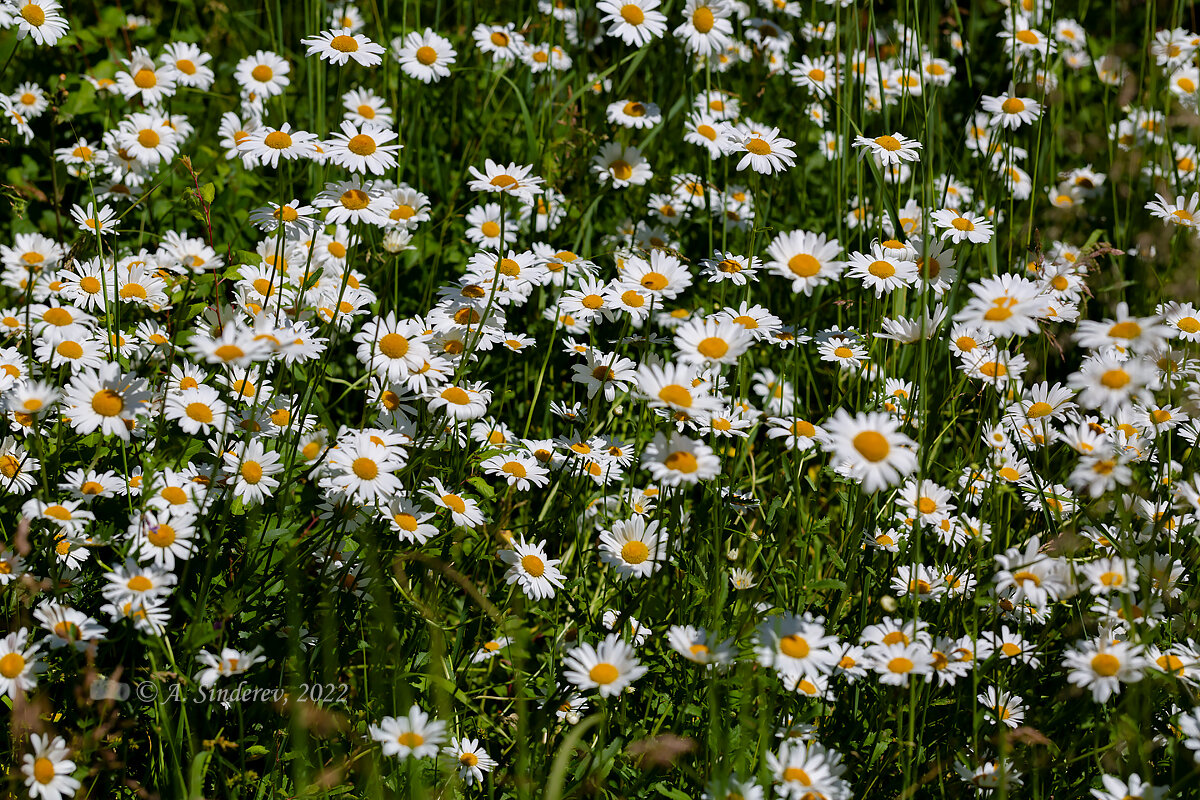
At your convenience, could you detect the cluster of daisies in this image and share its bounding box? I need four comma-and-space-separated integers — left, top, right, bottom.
3, 0, 1200, 798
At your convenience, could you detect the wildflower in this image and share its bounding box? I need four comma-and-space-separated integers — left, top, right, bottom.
302, 28, 386, 67
234, 50, 291, 97
644, 432, 721, 485
195, 646, 266, 687
728, 126, 797, 175
598, 516, 667, 578
370, 705, 447, 759
592, 143, 654, 188
930, 208, 994, 244
12, 0, 71, 46
666, 625, 734, 666
597, 0, 668, 47
442, 738, 497, 786
1063, 638, 1147, 702
467, 160, 544, 202
63, 363, 151, 440
820, 409, 919, 493
393, 28, 457, 82
981, 92, 1042, 129
562, 633, 648, 696
0, 629, 43, 698
499, 537, 565, 600
21, 734, 80, 800
854, 132, 923, 166
324, 121, 401, 175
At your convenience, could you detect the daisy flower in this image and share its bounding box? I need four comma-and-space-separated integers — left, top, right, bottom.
953, 273, 1046, 338
765, 229, 843, 295
12, 1, 71, 46
302, 28, 386, 67
854, 132, 923, 166
1067, 353, 1154, 414
70, 203, 119, 237
499, 537, 565, 600
846, 244, 918, 297
1091, 775, 1167, 800
930, 208, 994, 244
325, 120, 401, 175
597, 0, 668, 47
370, 705, 447, 759
754, 614, 840, 678
234, 50, 291, 97
21, 734, 80, 800
162, 42, 215, 90
606, 98, 662, 129
1145, 192, 1200, 228
673, 317, 753, 364
643, 431, 721, 485
0, 628, 43, 698
467, 159, 544, 203
314, 179, 392, 226
224, 441, 284, 507
393, 28, 457, 82
562, 633, 648, 696
421, 477, 487, 527
63, 363, 150, 440
427, 382, 491, 421
1063, 638, 1147, 702
480, 452, 550, 490
442, 738, 497, 786
674, 0, 734, 56
666, 625, 735, 666
238, 124, 319, 169
598, 516, 667, 578
324, 436, 405, 503
728, 126, 797, 175
194, 646, 266, 687
592, 142, 654, 188
981, 92, 1042, 129
820, 409, 919, 493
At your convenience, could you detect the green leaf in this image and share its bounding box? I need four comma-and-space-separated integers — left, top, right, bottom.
467, 476, 495, 499
199, 182, 216, 204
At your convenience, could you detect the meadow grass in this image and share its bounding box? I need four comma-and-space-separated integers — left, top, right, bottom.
1, 1, 1200, 799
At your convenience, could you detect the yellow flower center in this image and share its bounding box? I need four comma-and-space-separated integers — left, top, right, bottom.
347, 134, 376, 155
379, 333, 409, 359
127, 575, 153, 592
779, 635, 810, 659
868, 260, 895, 278
589, 662, 619, 684
1091, 653, 1120, 676
148, 524, 176, 547
33, 757, 55, 785
1100, 369, 1130, 389
853, 431, 890, 462
520, 554, 545, 577
663, 450, 699, 473
91, 389, 124, 417
133, 69, 157, 89
1001, 97, 1026, 114
620, 4, 645, 24
697, 337, 729, 359
0, 652, 25, 678
330, 35, 360, 53
874, 134, 901, 151
620, 540, 650, 564
340, 189, 370, 210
